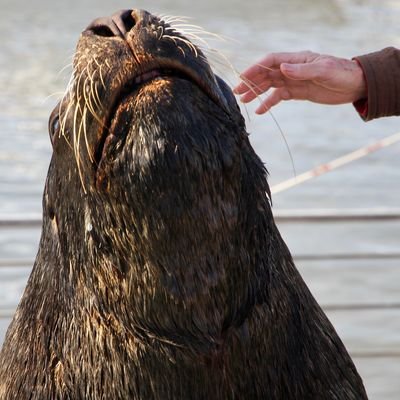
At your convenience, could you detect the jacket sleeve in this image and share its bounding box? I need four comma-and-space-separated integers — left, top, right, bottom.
353, 47, 400, 121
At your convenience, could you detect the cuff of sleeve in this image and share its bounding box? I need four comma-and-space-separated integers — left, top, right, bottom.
353, 47, 400, 121
351, 58, 368, 120
353, 98, 368, 120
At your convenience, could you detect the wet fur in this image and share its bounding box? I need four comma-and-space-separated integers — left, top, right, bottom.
0, 10, 368, 400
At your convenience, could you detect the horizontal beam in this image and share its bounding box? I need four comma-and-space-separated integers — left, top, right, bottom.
1, 209, 400, 228
350, 351, 400, 359
323, 302, 400, 312
1, 253, 400, 269
274, 208, 400, 223
1, 303, 400, 319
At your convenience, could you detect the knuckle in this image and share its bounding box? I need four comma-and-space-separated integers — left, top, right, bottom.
321, 57, 336, 68
281, 89, 292, 101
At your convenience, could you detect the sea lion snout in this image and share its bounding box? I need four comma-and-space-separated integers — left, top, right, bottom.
85, 9, 153, 39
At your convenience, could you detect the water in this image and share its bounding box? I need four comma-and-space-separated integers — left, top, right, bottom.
0, 0, 399, 398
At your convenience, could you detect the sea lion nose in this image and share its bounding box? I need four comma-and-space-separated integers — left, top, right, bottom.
85, 9, 153, 38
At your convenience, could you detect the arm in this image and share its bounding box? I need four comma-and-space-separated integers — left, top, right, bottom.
234, 48, 400, 121
233, 51, 367, 114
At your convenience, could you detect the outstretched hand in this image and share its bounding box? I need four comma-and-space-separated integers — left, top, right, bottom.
233, 51, 367, 114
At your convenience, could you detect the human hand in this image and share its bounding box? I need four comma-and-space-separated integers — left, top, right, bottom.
233, 51, 367, 114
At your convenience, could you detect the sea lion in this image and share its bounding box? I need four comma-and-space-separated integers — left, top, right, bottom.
0, 8, 368, 400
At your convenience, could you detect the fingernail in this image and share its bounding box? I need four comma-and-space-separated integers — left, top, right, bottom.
255, 105, 268, 114
281, 63, 294, 72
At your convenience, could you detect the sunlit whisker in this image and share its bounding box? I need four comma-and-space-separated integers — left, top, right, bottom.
82, 77, 97, 121
58, 100, 74, 150
171, 24, 235, 43
93, 57, 107, 89
159, 15, 192, 25
74, 103, 88, 193
237, 74, 296, 177
81, 106, 94, 164
169, 35, 198, 57
89, 69, 102, 110
179, 31, 210, 48
83, 71, 103, 127
163, 35, 186, 57
58, 63, 73, 76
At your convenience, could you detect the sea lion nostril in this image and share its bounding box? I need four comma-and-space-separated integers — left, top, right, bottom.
121, 10, 136, 32
86, 17, 120, 37
91, 24, 115, 38
86, 10, 136, 38
110, 9, 136, 36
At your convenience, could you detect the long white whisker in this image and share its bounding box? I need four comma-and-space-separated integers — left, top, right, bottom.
81, 106, 94, 164
73, 99, 87, 193
93, 57, 107, 89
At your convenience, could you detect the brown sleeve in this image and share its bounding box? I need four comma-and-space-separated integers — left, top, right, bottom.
354, 47, 400, 121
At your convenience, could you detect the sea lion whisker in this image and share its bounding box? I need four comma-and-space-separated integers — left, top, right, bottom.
74, 65, 88, 105
232, 56, 278, 73
98, 65, 106, 90
237, 74, 296, 177
169, 24, 235, 44
93, 78, 103, 112
93, 57, 107, 89
58, 62, 73, 76
177, 45, 186, 57
201, 47, 240, 79
168, 29, 211, 52
164, 34, 198, 57
156, 25, 165, 40
195, 46, 293, 173
82, 78, 99, 121
81, 106, 95, 163
73, 101, 88, 193
66, 69, 77, 95
57, 100, 74, 150
43, 92, 67, 102
88, 69, 103, 110
163, 38, 187, 57
158, 15, 192, 25
83, 74, 104, 127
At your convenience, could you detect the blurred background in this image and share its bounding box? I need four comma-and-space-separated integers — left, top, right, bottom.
0, 0, 399, 398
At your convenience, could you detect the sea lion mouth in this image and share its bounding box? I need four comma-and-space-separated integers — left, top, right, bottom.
94, 59, 227, 171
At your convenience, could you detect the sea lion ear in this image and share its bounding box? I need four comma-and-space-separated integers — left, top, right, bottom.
214, 75, 237, 106
215, 74, 246, 129
48, 103, 60, 147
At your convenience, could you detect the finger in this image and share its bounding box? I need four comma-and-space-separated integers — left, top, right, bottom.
233, 80, 254, 95
233, 69, 282, 94
280, 60, 325, 81
239, 79, 284, 103
255, 88, 291, 114
239, 51, 317, 81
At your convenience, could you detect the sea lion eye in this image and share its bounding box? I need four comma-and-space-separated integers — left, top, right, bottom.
48, 109, 60, 143
51, 115, 60, 134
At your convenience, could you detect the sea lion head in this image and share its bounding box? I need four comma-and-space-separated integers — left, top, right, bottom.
43, 8, 271, 340
49, 9, 245, 189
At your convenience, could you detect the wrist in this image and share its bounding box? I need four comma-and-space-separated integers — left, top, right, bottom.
352, 59, 367, 101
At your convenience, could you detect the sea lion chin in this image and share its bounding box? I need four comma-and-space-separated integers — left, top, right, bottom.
0, 8, 368, 400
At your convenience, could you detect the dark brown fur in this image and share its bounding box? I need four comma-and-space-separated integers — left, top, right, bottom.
0, 9, 368, 399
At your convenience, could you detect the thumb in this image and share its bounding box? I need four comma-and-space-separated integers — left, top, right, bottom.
280, 62, 322, 81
